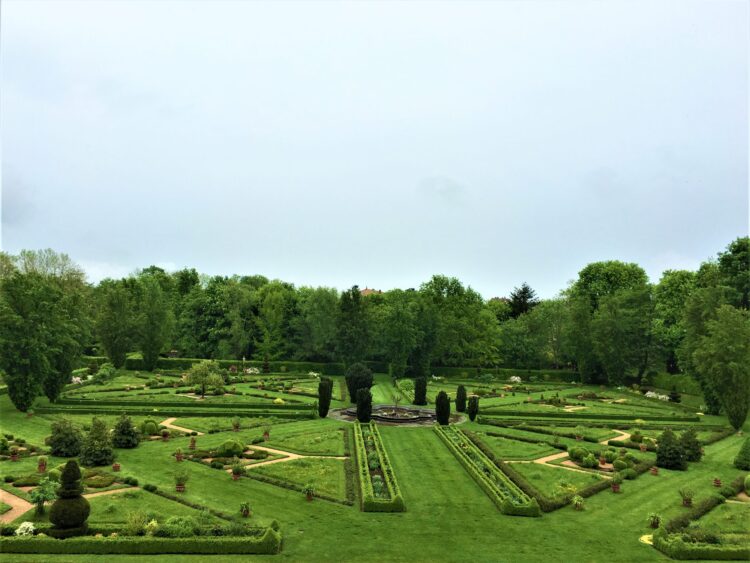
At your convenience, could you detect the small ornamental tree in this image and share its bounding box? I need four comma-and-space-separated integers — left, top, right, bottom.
49, 460, 90, 533
79, 417, 114, 467
49, 419, 83, 457
656, 428, 687, 470
112, 414, 139, 449
186, 360, 223, 399
356, 388, 372, 423
30, 477, 57, 515
734, 438, 750, 470
455, 385, 467, 413
318, 377, 333, 418
345, 363, 373, 403
680, 428, 703, 462
413, 377, 427, 406
435, 391, 451, 425
467, 396, 479, 422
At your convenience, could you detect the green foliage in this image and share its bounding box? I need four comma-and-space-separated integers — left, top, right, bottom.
49, 460, 90, 531
679, 428, 702, 462
317, 377, 333, 418
217, 439, 245, 458
509, 283, 539, 319
356, 388, 372, 423
30, 477, 57, 515
95, 279, 136, 367
79, 417, 115, 467
112, 414, 139, 448
435, 390, 450, 425
413, 377, 427, 406
344, 363, 373, 403
336, 286, 369, 366
141, 419, 160, 436
656, 428, 687, 470
138, 275, 174, 372
186, 360, 224, 398
49, 419, 83, 457
455, 385, 467, 412
467, 396, 479, 421
692, 305, 750, 430
733, 438, 750, 470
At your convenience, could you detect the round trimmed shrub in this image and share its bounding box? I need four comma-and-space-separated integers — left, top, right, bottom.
49, 420, 83, 458
141, 419, 160, 436
613, 459, 628, 472
49, 460, 90, 532
112, 415, 140, 449
217, 439, 245, 458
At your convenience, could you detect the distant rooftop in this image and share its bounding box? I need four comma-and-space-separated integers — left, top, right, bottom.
360, 287, 383, 296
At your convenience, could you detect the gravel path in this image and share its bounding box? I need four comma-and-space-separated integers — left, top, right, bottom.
160, 417, 205, 436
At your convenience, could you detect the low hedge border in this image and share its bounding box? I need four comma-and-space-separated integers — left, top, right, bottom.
55, 398, 311, 411
608, 439, 657, 452
663, 475, 746, 534
434, 425, 540, 517
0, 532, 282, 555
479, 411, 700, 423
481, 430, 568, 452
353, 422, 406, 512
34, 406, 314, 420
652, 533, 750, 561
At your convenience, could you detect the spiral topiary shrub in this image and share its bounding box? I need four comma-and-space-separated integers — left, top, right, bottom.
49, 460, 90, 533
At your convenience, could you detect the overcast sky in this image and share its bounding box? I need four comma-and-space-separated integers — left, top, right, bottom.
1, 0, 747, 298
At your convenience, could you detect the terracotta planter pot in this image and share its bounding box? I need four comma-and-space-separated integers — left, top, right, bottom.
306, 492, 313, 501
650, 467, 659, 476
639, 445, 647, 452
575, 436, 583, 441
38, 463, 47, 473
176, 484, 185, 493
611, 483, 620, 493
650, 521, 660, 529
232, 473, 240, 481
189, 439, 196, 450
599, 458, 606, 466
263, 432, 270, 441
241, 509, 251, 518
11, 454, 19, 462
112, 463, 121, 472
176, 454, 183, 462
162, 435, 169, 442
713, 478, 722, 488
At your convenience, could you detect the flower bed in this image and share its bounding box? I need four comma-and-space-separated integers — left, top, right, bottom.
353, 422, 405, 512
434, 425, 540, 517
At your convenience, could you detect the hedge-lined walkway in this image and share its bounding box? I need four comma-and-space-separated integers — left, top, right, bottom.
0, 489, 33, 523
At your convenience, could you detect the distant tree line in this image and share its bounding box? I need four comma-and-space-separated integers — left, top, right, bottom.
0, 238, 748, 426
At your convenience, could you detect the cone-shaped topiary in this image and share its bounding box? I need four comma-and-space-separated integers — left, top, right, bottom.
79, 417, 114, 466
734, 438, 750, 470
112, 414, 139, 448
413, 377, 427, 406
656, 428, 687, 470
435, 390, 451, 425
467, 396, 479, 422
49, 460, 90, 532
356, 388, 372, 423
680, 428, 702, 462
455, 385, 467, 413
318, 377, 333, 418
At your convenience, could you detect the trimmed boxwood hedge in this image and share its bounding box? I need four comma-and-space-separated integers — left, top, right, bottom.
56, 398, 310, 411
353, 422, 405, 512
653, 530, 750, 560
35, 405, 314, 420
480, 411, 700, 423
0, 531, 282, 555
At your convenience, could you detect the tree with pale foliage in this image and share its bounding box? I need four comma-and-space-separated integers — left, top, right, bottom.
186, 359, 224, 398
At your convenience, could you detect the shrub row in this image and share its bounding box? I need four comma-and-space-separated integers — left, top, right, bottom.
652, 533, 750, 561
481, 430, 568, 451
353, 422, 405, 512
608, 439, 657, 452
428, 366, 579, 382
0, 532, 282, 555
434, 425, 540, 517
55, 397, 310, 411
34, 405, 314, 420
479, 410, 700, 423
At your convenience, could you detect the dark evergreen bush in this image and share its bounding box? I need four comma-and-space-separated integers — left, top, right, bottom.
317, 377, 333, 418
680, 428, 703, 462
467, 396, 479, 421
112, 415, 139, 449
656, 428, 687, 470
455, 385, 467, 413
413, 377, 427, 406
345, 363, 373, 403
734, 438, 750, 470
49, 460, 90, 532
435, 391, 450, 425
669, 386, 681, 403
356, 388, 372, 423
79, 418, 114, 467
49, 419, 83, 458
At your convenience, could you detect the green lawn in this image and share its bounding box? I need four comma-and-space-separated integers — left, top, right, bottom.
508, 461, 604, 497
475, 432, 559, 460
250, 457, 347, 500
265, 428, 345, 455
